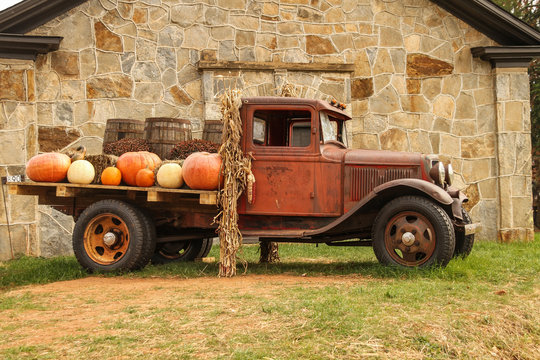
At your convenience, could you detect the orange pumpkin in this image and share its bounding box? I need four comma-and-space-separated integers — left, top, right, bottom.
26, 153, 71, 182
100, 167, 122, 186
135, 168, 155, 187
182, 152, 223, 190
116, 151, 161, 186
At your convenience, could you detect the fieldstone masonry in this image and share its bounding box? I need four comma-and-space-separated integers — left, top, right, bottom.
0, 0, 535, 260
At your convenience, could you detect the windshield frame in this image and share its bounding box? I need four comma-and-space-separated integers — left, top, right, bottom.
320, 111, 349, 148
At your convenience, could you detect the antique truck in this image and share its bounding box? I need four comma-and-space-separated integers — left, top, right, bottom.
8, 97, 479, 271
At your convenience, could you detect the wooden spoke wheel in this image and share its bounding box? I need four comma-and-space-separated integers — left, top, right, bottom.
372, 196, 455, 268
73, 200, 151, 272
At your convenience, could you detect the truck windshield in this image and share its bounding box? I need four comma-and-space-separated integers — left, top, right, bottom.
320, 111, 349, 147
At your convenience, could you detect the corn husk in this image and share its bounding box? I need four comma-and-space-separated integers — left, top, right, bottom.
214, 89, 253, 277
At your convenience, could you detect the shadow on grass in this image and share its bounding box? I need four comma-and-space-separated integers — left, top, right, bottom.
3, 235, 539, 290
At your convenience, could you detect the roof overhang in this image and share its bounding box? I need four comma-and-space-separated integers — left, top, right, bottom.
471, 46, 540, 68
430, 0, 540, 45
0, 0, 88, 34
0, 33, 62, 60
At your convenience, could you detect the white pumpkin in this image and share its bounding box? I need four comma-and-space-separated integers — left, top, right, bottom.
156, 163, 183, 189
67, 160, 95, 184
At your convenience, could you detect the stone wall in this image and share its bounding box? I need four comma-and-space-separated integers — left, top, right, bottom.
0, 0, 534, 260
0, 60, 39, 260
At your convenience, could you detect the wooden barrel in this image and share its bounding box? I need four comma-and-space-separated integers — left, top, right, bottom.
144, 118, 192, 159
103, 119, 144, 145
202, 120, 223, 144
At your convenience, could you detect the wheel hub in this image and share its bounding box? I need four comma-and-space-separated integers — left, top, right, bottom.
401, 231, 416, 246
103, 231, 117, 247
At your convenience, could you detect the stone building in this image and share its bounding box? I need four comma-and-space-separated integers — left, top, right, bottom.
0, 0, 539, 260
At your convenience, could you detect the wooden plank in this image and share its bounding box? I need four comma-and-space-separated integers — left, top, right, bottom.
200, 193, 217, 205
198, 60, 355, 72
56, 186, 78, 197
8, 184, 48, 196
147, 190, 167, 202
11, 181, 217, 195
127, 190, 137, 200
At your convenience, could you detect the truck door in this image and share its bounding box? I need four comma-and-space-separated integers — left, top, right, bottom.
240, 105, 321, 216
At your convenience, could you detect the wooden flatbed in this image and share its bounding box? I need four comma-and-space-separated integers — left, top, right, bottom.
7, 182, 219, 216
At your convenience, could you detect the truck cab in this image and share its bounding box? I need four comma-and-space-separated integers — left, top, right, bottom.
235, 97, 478, 268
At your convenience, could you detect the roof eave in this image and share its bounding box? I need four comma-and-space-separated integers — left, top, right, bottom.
431, 0, 540, 45
0, 33, 62, 60
471, 46, 540, 68
0, 0, 88, 34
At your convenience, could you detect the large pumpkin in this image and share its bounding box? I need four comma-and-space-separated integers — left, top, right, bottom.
182, 152, 222, 190
26, 152, 71, 182
67, 160, 95, 184
116, 151, 161, 186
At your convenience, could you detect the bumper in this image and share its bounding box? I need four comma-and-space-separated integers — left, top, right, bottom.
464, 222, 481, 235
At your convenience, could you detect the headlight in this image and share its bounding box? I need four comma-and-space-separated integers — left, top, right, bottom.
429, 162, 445, 185
445, 163, 454, 186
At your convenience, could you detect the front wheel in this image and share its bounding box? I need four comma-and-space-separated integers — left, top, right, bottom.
72, 200, 151, 272
372, 196, 455, 268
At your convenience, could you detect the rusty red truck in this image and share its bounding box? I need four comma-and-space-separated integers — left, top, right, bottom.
8, 96, 479, 271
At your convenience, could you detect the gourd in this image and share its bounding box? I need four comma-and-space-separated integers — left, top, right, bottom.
100, 167, 122, 186
26, 153, 71, 182
135, 168, 155, 187
156, 163, 184, 189
67, 160, 95, 184
116, 151, 161, 186
182, 152, 222, 190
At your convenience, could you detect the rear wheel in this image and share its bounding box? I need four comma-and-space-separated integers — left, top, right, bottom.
372, 196, 455, 268
151, 238, 212, 264
73, 200, 150, 272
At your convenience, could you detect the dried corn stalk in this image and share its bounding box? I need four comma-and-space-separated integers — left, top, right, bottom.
215, 89, 253, 277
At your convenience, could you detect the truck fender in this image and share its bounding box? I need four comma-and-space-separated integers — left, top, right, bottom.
304, 179, 454, 238
373, 179, 453, 206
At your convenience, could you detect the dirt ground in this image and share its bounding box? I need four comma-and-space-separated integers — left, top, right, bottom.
1, 275, 365, 353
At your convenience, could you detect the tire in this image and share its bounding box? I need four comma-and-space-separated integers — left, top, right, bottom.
133, 208, 157, 267
453, 208, 474, 258
151, 238, 208, 265
72, 200, 150, 272
199, 238, 214, 258
372, 196, 455, 268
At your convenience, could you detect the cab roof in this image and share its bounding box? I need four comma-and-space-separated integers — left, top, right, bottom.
241, 97, 352, 121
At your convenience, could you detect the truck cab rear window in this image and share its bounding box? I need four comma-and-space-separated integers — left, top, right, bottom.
253, 110, 312, 147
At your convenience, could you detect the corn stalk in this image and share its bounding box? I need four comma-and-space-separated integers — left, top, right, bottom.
215, 89, 253, 277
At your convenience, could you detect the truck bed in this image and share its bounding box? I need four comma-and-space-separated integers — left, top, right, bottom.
7, 182, 219, 216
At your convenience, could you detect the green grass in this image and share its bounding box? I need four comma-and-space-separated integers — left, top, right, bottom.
0, 235, 539, 359
1, 235, 539, 289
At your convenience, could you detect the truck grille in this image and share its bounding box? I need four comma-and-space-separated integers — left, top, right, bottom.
350, 167, 416, 201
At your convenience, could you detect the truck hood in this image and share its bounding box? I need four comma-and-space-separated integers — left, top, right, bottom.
321, 144, 423, 166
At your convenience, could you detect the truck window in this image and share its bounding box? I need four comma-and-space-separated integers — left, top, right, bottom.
253, 110, 311, 147
320, 111, 349, 147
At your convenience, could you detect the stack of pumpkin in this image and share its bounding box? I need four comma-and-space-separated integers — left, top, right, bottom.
25, 151, 222, 191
